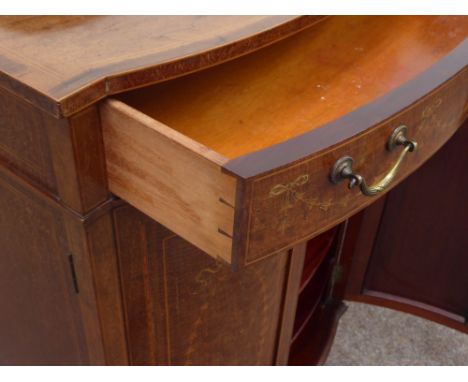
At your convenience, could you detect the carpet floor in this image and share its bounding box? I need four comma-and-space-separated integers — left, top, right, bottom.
325, 301, 468, 366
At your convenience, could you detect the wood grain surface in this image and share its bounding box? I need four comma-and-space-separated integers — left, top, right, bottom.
275, 244, 306, 365
0, 15, 324, 117
47, 105, 110, 214
224, 38, 468, 178
101, 99, 237, 262
0, 86, 109, 214
113, 204, 288, 365
234, 68, 467, 264
1, 15, 467, 366
122, 16, 467, 161
0, 164, 128, 365
110, 16, 468, 264
0, 87, 58, 193
0, 167, 87, 365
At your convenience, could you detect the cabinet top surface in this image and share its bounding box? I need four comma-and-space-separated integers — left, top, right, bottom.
0, 15, 320, 117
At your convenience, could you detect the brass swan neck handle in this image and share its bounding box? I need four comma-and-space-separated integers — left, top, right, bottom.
330, 125, 417, 197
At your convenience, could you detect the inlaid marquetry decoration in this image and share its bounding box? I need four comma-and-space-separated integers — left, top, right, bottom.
244, 69, 465, 266
421, 98, 443, 137
269, 174, 333, 212
422, 98, 442, 120
195, 261, 224, 288
266, 177, 333, 238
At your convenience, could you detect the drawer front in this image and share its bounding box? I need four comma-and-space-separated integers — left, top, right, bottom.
236, 69, 467, 265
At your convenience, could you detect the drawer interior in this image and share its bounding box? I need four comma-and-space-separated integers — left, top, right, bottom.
118, 15, 466, 160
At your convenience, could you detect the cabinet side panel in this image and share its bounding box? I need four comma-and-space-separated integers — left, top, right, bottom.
46, 105, 109, 213
0, 87, 57, 193
63, 210, 129, 365
114, 204, 288, 365
0, 88, 109, 214
0, 168, 88, 365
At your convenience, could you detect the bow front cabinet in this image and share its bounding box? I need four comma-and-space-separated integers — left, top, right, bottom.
0, 16, 466, 365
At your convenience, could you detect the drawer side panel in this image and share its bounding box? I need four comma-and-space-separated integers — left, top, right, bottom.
100, 99, 236, 263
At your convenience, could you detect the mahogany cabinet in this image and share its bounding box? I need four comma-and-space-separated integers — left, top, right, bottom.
0, 16, 466, 365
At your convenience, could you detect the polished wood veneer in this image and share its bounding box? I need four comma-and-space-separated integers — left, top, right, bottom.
0, 15, 467, 365
103, 16, 467, 263
113, 205, 287, 365
121, 16, 467, 159
0, 165, 127, 365
0, 168, 87, 365
0, 15, 324, 116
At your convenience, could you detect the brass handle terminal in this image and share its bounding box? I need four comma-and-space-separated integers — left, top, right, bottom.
330, 125, 417, 197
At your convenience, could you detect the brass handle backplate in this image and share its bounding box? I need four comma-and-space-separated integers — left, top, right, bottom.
330, 125, 417, 197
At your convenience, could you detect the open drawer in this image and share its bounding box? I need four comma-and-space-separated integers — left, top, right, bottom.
100, 16, 468, 267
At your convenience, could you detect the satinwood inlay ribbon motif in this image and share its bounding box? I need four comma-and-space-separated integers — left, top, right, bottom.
269, 174, 309, 206
269, 174, 332, 212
